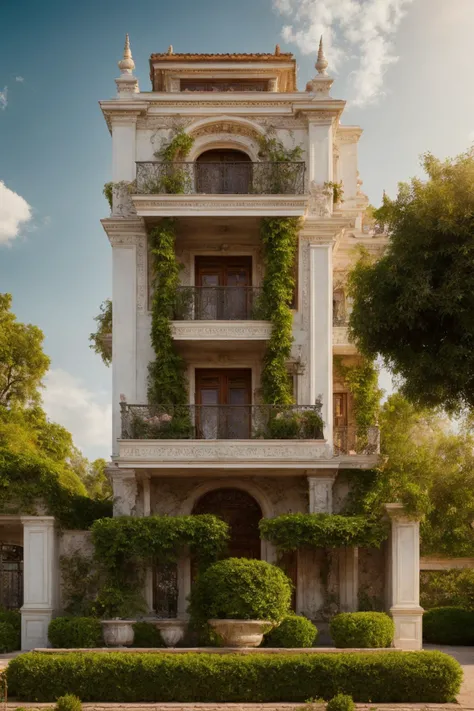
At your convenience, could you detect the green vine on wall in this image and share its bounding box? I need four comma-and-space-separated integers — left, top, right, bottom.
259, 513, 388, 550
152, 128, 195, 194
89, 299, 112, 367
334, 356, 381, 434
148, 219, 188, 407
260, 217, 300, 405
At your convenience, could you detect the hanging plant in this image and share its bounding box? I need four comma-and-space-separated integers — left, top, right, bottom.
148, 219, 188, 407
260, 217, 300, 405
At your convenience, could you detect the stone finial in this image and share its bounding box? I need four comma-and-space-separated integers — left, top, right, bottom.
315, 35, 328, 76
167, 45, 174, 55
118, 34, 135, 75
275, 44, 281, 56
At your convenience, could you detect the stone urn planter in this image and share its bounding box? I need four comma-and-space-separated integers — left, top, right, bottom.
101, 620, 136, 647
208, 619, 272, 648
154, 619, 188, 647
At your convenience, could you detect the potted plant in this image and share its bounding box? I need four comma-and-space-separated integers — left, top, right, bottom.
188, 558, 292, 647
94, 585, 147, 647
153, 619, 188, 647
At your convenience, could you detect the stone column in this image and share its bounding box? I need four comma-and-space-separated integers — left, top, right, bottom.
309, 241, 333, 446
339, 547, 359, 612
308, 471, 336, 513
308, 119, 334, 186
21, 517, 57, 650
110, 469, 137, 516
386, 503, 423, 650
111, 114, 137, 184
110, 235, 137, 455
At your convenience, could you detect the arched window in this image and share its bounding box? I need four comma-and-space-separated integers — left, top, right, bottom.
195, 149, 251, 194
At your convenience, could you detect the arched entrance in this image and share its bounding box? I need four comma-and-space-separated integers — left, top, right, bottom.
195, 149, 252, 194
193, 488, 262, 559
0, 544, 23, 609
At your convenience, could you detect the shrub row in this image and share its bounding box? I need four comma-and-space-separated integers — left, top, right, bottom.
263, 615, 318, 648
7, 650, 462, 703
0, 609, 21, 652
423, 607, 474, 645
330, 612, 394, 648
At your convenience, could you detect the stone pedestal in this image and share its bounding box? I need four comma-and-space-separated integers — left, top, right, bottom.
386, 504, 423, 650
21, 516, 57, 650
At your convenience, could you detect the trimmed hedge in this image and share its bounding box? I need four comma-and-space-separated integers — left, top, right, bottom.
0, 621, 20, 652
132, 622, 165, 648
330, 612, 394, 649
327, 694, 355, 711
263, 615, 318, 648
423, 606, 474, 645
48, 617, 103, 648
189, 558, 292, 623
56, 695, 82, 711
7, 650, 462, 703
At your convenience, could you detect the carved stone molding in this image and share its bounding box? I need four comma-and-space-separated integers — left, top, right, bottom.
307, 181, 332, 217
190, 121, 259, 140
137, 116, 194, 130
333, 326, 350, 346
172, 321, 272, 341
131, 194, 308, 217
307, 472, 337, 513
118, 440, 332, 467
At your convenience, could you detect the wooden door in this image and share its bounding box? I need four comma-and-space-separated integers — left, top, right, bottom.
195, 257, 251, 319
196, 149, 251, 193
195, 369, 251, 439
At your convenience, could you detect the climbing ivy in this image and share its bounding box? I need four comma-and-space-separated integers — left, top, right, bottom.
89, 299, 112, 367
148, 219, 188, 406
334, 357, 381, 434
153, 128, 195, 194
260, 217, 300, 405
259, 513, 388, 550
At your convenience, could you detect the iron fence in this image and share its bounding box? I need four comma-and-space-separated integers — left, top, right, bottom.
173, 286, 265, 321
333, 425, 380, 455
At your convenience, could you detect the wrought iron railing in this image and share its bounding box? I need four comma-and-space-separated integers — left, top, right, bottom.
135, 161, 306, 195
120, 403, 324, 440
173, 286, 265, 321
333, 426, 380, 455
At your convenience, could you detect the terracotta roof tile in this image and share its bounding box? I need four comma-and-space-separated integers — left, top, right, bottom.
150, 52, 294, 62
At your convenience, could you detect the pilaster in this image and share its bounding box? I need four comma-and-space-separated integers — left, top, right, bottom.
309, 240, 333, 445
111, 113, 139, 184
307, 471, 337, 513
110, 469, 138, 516
21, 516, 57, 650
308, 119, 334, 186
385, 503, 423, 650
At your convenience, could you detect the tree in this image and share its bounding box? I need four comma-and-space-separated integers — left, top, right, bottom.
348, 150, 474, 412
347, 393, 474, 556
0, 294, 50, 406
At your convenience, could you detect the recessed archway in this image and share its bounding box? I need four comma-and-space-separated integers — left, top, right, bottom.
195, 149, 252, 194
192, 487, 262, 559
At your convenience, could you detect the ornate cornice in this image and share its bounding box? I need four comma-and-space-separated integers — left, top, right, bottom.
131, 194, 308, 217
171, 321, 272, 341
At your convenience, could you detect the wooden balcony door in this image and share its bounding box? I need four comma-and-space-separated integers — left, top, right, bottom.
195, 256, 252, 320
195, 369, 251, 439
195, 149, 251, 194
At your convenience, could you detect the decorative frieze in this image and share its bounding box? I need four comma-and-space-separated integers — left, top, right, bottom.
172, 321, 272, 341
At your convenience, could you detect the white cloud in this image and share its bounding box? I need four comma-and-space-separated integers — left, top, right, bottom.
0, 87, 7, 110
273, 0, 414, 106
42, 369, 112, 457
15, 76, 24, 83
0, 180, 32, 244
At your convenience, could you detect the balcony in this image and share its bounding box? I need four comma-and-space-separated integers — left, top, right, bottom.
136, 162, 306, 196
131, 162, 308, 218
121, 403, 323, 440
334, 425, 380, 456
171, 286, 272, 341
118, 403, 330, 470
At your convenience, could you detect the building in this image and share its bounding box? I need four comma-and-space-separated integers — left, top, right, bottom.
12, 36, 423, 651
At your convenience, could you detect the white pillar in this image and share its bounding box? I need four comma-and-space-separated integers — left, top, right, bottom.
339, 547, 359, 612
111, 237, 137, 455
308, 120, 333, 185
386, 504, 423, 650
177, 555, 191, 620
308, 472, 336, 513
309, 242, 333, 445
111, 116, 137, 183
111, 469, 137, 516
21, 517, 57, 651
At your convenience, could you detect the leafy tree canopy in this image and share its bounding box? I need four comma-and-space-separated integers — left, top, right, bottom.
349, 150, 474, 412
0, 294, 50, 407
347, 393, 474, 556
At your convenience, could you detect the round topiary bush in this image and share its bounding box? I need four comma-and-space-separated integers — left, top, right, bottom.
327, 694, 355, 711
55, 694, 82, 711
423, 606, 474, 645
48, 617, 103, 648
263, 615, 318, 648
0, 621, 20, 652
132, 622, 165, 648
330, 612, 394, 648
189, 558, 292, 623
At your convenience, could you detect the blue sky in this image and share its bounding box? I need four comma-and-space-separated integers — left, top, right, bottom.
1, 0, 473, 459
